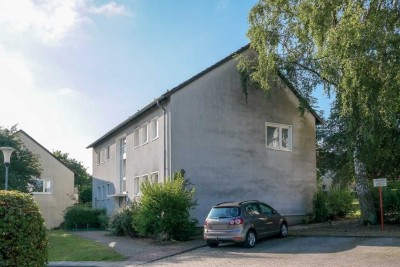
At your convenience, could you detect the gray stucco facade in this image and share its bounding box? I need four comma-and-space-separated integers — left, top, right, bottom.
88, 46, 320, 224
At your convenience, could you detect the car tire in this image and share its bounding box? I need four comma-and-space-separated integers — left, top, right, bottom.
244, 230, 256, 248
280, 223, 288, 238
206, 241, 219, 247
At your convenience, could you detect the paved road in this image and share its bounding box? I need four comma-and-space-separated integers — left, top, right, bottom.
143, 236, 400, 267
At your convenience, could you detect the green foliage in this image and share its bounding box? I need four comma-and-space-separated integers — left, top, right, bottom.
373, 181, 400, 223
312, 190, 329, 222
244, 0, 400, 224
63, 205, 107, 229
0, 126, 42, 192
132, 171, 198, 241
0, 190, 48, 266
109, 205, 138, 237
312, 187, 355, 222
53, 150, 93, 203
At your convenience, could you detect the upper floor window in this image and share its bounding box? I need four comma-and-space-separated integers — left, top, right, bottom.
133, 128, 140, 148
104, 145, 110, 161
265, 122, 292, 151
133, 176, 140, 196
150, 118, 158, 140
141, 124, 149, 145
96, 150, 101, 165
120, 138, 127, 156
29, 178, 52, 194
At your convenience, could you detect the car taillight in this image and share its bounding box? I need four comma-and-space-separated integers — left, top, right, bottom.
229, 217, 244, 225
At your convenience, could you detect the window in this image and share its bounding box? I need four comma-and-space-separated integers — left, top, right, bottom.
102, 184, 106, 199
97, 186, 101, 199
258, 203, 273, 216
133, 128, 140, 148
245, 203, 260, 216
150, 118, 158, 140
141, 124, 149, 145
150, 172, 159, 184
104, 145, 110, 161
133, 177, 140, 195
265, 122, 292, 151
96, 150, 101, 165
29, 178, 52, 194
142, 174, 149, 184
122, 177, 127, 193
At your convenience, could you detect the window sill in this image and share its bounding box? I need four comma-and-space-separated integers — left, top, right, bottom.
266, 146, 292, 152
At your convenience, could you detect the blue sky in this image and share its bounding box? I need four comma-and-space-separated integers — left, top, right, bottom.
0, 0, 331, 173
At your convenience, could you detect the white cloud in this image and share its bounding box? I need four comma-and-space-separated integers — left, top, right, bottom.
88, 1, 131, 17
0, 0, 131, 45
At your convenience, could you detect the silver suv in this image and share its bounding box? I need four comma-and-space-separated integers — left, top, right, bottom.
204, 200, 288, 248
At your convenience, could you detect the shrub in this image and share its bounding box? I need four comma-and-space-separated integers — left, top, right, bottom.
0, 190, 48, 266
109, 204, 138, 237
63, 205, 107, 229
373, 181, 400, 223
327, 187, 355, 218
312, 187, 355, 222
312, 190, 329, 222
132, 171, 198, 241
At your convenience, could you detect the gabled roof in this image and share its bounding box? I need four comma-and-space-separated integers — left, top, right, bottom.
16, 130, 75, 175
87, 44, 323, 149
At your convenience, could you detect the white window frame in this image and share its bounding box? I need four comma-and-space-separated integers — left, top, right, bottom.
141, 124, 149, 145
106, 183, 111, 198
96, 150, 101, 165
133, 176, 140, 196
29, 178, 53, 194
133, 127, 141, 148
150, 117, 159, 141
265, 122, 292, 151
150, 171, 159, 184
122, 177, 127, 193
104, 145, 110, 161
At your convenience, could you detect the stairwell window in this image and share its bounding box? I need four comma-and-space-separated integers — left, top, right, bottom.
265, 122, 292, 151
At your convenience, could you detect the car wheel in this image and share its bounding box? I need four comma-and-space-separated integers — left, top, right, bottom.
280, 223, 288, 238
244, 230, 256, 248
206, 241, 219, 247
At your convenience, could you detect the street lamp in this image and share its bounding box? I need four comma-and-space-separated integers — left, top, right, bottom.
1, 147, 15, 190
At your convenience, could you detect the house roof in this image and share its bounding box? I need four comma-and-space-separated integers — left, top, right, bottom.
16, 130, 75, 175
87, 44, 323, 149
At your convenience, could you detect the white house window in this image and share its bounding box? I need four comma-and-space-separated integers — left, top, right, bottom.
29, 178, 52, 194
122, 177, 127, 193
150, 118, 158, 140
133, 177, 140, 195
265, 122, 292, 151
142, 174, 149, 186
150, 172, 159, 184
133, 128, 140, 148
102, 184, 106, 199
96, 150, 101, 165
141, 124, 149, 145
105, 145, 110, 161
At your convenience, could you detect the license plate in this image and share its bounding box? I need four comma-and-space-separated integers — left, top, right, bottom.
211, 225, 227, 230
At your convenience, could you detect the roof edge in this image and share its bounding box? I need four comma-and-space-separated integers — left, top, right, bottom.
16, 130, 76, 175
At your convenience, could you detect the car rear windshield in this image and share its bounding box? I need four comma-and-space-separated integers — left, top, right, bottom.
207, 207, 241, 218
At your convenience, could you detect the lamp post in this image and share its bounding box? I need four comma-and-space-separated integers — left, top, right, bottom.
1, 147, 15, 190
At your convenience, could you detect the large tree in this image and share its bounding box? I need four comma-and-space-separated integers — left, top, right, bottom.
0, 126, 42, 192
53, 150, 92, 203
241, 0, 400, 224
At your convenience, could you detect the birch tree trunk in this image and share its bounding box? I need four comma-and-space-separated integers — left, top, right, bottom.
354, 155, 377, 225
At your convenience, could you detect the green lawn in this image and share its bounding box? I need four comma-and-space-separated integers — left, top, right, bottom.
48, 230, 126, 262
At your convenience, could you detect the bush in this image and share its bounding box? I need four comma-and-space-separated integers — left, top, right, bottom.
327, 187, 355, 218
0, 190, 48, 266
109, 204, 138, 237
132, 171, 198, 241
312, 190, 329, 222
373, 181, 400, 223
312, 187, 355, 222
63, 205, 107, 229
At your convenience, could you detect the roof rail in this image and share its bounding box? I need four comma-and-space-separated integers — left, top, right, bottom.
216, 201, 235, 206
238, 200, 259, 205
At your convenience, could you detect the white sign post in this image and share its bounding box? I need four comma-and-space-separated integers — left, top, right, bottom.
373, 178, 387, 232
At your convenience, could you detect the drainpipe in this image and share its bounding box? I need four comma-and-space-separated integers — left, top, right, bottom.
156, 98, 167, 183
